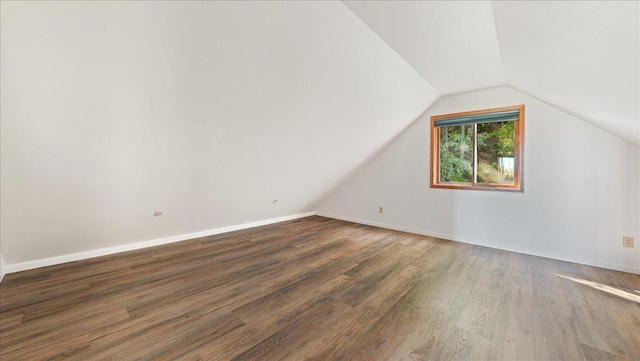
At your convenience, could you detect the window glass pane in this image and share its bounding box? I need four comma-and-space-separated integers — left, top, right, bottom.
439, 125, 472, 183
477, 121, 515, 185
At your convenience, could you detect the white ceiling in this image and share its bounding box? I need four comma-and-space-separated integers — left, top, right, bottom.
343, 1, 507, 95
493, 1, 639, 144
344, 1, 640, 144
1, 0, 638, 265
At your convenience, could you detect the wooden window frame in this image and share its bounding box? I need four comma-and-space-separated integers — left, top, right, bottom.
430, 105, 525, 192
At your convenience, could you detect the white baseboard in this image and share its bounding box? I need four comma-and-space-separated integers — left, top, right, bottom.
4, 210, 637, 278
316, 212, 640, 275
3, 212, 316, 276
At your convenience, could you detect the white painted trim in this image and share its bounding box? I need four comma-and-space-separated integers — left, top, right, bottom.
3, 212, 316, 275
0, 253, 6, 282
316, 212, 640, 275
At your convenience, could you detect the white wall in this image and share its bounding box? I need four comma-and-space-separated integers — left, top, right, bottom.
0, 1, 438, 268
318, 86, 640, 274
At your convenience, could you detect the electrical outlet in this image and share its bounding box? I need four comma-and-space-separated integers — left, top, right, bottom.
379, 206, 384, 214
623, 236, 634, 248
153, 211, 162, 217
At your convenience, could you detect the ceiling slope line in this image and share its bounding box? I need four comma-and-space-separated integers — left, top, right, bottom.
343, 1, 507, 96
492, 0, 639, 145
338, 0, 441, 98
508, 85, 640, 145
489, 0, 509, 87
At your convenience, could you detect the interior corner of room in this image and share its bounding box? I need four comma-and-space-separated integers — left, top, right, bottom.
1, 1, 639, 360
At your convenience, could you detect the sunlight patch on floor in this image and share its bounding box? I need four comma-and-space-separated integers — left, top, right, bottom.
556, 274, 640, 303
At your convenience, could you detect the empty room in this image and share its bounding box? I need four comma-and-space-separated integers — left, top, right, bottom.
1, 1, 639, 360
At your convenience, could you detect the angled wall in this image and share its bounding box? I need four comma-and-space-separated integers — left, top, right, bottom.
0, 1, 438, 268
343, 1, 639, 145
492, 1, 639, 144
318, 86, 640, 274
343, 0, 506, 95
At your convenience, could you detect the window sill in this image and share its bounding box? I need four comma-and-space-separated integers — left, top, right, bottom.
430, 183, 523, 192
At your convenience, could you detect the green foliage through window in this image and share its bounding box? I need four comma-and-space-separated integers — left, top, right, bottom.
439, 121, 515, 185
439, 125, 472, 183
477, 121, 514, 185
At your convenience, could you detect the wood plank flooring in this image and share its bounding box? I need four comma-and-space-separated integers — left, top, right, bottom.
1, 216, 639, 360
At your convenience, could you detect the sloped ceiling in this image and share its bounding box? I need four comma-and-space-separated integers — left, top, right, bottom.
1, 1, 637, 266
343, 1, 507, 95
344, 1, 640, 145
0, 1, 438, 263
493, 1, 639, 145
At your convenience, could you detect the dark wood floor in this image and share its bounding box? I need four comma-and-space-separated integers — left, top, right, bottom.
1, 216, 639, 360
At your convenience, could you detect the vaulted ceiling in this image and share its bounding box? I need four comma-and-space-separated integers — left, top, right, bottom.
344, 1, 640, 144
1, 1, 637, 266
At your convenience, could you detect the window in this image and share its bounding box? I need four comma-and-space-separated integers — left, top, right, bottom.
430, 105, 524, 192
